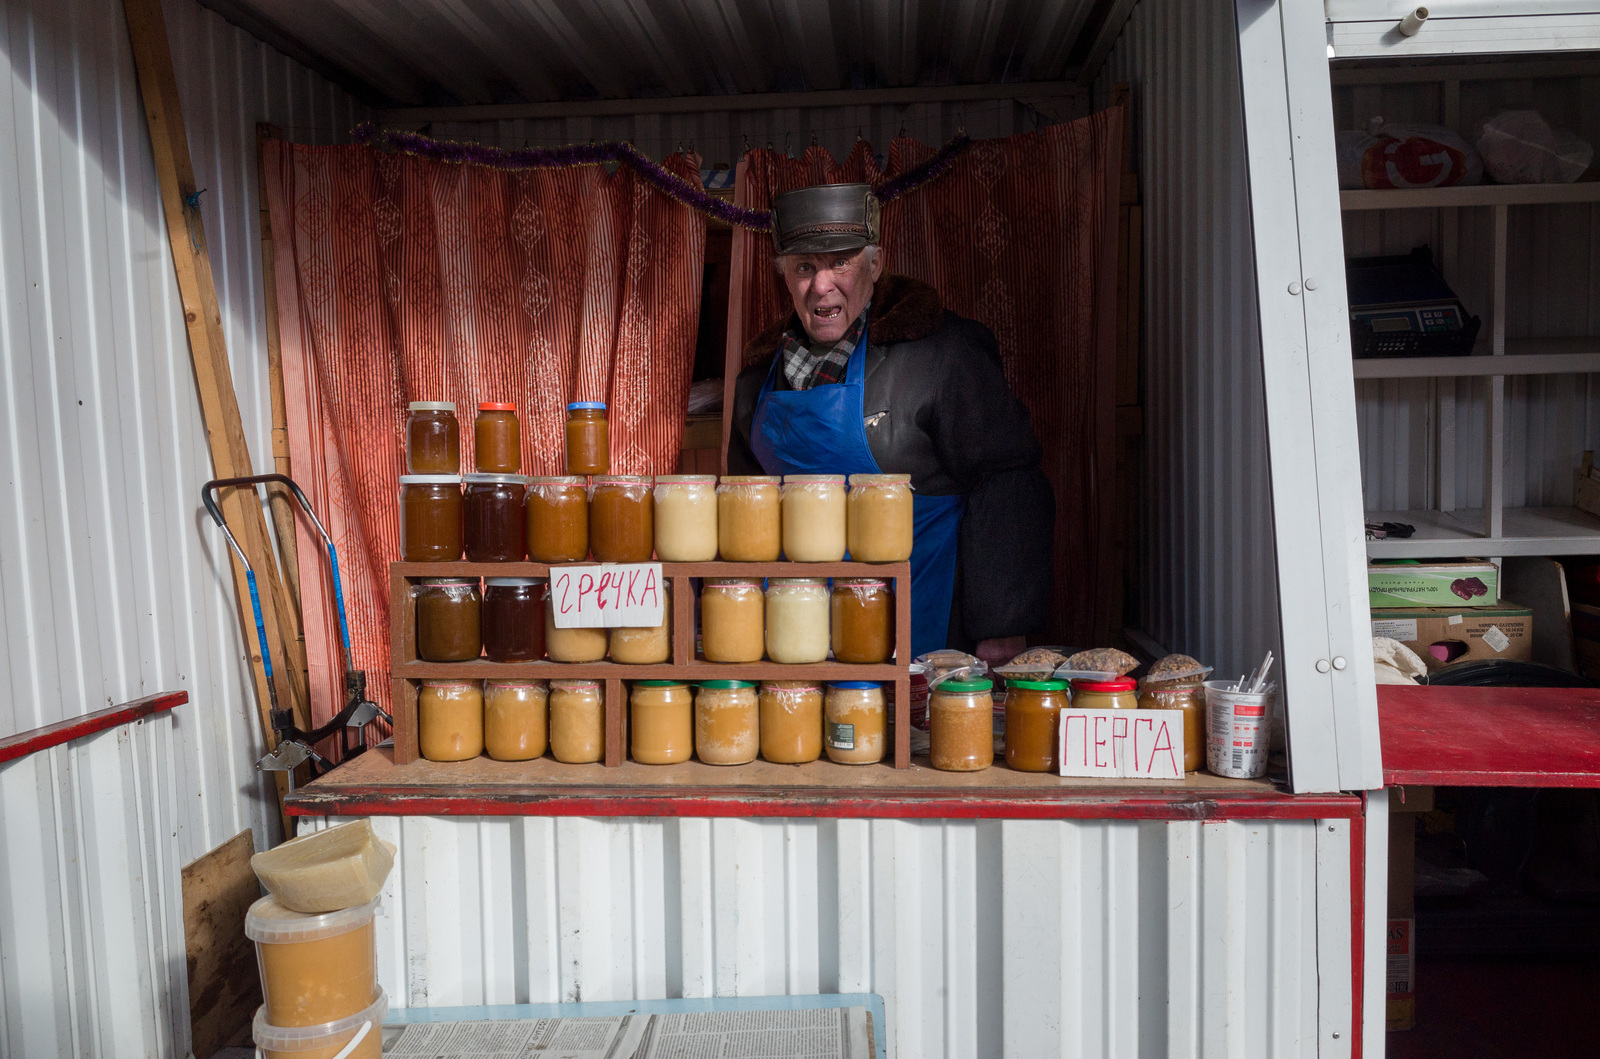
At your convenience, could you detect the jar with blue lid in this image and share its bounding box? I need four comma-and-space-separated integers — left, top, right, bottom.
824, 681, 885, 765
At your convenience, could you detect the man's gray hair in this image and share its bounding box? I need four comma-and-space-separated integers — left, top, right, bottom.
773, 244, 878, 276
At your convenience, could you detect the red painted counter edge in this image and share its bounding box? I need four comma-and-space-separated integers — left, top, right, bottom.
0, 692, 187, 765
284, 785, 1361, 821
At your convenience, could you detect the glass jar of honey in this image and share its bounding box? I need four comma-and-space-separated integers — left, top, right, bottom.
630, 681, 692, 764
549, 680, 604, 764
824, 682, 885, 765
610, 582, 672, 664
589, 476, 654, 562
1071, 676, 1139, 711
526, 476, 588, 563
482, 577, 545, 662
830, 579, 894, 664
419, 680, 483, 761
1004, 679, 1068, 772
565, 401, 609, 476
406, 401, 459, 474
764, 578, 829, 664
695, 680, 758, 765
484, 679, 548, 761
717, 476, 780, 561
399, 475, 463, 562
701, 578, 764, 662
464, 474, 527, 562
474, 402, 521, 473
781, 474, 846, 562
846, 474, 914, 562
759, 681, 823, 764
653, 475, 718, 561
1138, 679, 1205, 772
545, 593, 608, 663
414, 578, 480, 662
929, 678, 994, 772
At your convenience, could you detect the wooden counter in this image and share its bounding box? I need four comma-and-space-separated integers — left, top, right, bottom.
284, 748, 1358, 821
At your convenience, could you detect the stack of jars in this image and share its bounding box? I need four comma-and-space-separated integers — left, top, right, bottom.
418, 677, 612, 764
698, 576, 895, 665
629, 679, 886, 766
919, 674, 1144, 774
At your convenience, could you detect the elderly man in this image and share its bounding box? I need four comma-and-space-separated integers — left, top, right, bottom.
729, 183, 1054, 664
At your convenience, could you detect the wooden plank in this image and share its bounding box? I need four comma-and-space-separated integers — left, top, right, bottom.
256, 123, 309, 698
123, 0, 305, 828
183, 830, 262, 1059
1379, 685, 1600, 787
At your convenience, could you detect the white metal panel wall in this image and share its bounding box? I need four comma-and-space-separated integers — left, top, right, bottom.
1335, 75, 1600, 511
0, 711, 188, 1059
0, 0, 366, 865
306, 814, 1339, 1059
1096, 0, 1283, 682
422, 95, 1088, 174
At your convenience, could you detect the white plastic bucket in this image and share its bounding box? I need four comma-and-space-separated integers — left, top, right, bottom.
253, 990, 386, 1059
1203, 680, 1277, 779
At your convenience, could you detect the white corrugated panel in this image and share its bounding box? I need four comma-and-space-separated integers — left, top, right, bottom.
0, 711, 188, 1059
305, 813, 1338, 1059
422, 95, 1086, 175
1095, 0, 1283, 680
0, 0, 367, 866
1335, 74, 1600, 511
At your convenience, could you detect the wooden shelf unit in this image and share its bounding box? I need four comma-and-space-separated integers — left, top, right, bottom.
390, 560, 914, 769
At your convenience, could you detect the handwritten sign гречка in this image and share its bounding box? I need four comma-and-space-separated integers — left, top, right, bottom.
1057, 709, 1185, 779
549, 563, 665, 629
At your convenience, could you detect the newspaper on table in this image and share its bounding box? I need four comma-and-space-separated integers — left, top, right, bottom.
380, 1006, 872, 1059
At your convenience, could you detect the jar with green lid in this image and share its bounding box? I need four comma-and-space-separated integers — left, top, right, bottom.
1005, 679, 1068, 772
929, 677, 994, 772
630, 680, 692, 764
695, 680, 758, 765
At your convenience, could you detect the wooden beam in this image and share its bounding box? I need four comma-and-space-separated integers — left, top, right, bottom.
380, 80, 1086, 125
123, 0, 308, 828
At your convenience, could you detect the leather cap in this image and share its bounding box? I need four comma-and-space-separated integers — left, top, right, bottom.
771, 183, 881, 255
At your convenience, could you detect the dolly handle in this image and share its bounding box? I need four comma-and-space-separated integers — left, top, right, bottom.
202, 473, 354, 669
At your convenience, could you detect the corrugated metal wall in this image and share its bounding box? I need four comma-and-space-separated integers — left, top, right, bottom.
1335, 73, 1600, 510
0, 0, 366, 866
422, 96, 1087, 177
0, 711, 189, 1059
306, 813, 1336, 1059
1096, 0, 1282, 679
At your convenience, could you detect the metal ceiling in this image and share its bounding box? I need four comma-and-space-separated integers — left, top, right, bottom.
199, 0, 1121, 107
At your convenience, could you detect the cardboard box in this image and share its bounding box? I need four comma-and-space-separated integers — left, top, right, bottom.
1369, 560, 1499, 608
1371, 600, 1532, 667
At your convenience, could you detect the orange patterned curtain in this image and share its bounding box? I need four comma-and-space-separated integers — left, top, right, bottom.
263, 141, 706, 731
730, 111, 1123, 643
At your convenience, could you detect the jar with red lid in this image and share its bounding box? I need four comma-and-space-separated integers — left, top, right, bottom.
475, 402, 521, 473
1070, 676, 1139, 711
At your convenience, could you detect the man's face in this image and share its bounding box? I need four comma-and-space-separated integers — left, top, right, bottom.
780, 247, 883, 346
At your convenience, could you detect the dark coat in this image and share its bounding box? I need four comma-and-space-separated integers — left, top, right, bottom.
729, 274, 1055, 647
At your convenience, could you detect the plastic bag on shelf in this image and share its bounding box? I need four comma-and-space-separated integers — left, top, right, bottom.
1475, 110, 1593, 184
1336, 120, 1483, 190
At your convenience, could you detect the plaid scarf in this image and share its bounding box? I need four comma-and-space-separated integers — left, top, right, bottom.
778, 306, 869, 390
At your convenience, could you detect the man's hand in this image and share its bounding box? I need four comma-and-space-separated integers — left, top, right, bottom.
974, 636, 1027, 668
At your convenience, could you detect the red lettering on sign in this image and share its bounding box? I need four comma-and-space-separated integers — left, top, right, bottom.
1235, 704, 1265, 717
1150, 716, 1178, 774
642, 567, 659, 607
1110, 715, 1129, 768
1063, 712, 1088, 768
1134, 716, 1152, 770
577, 573, 595, 613
1093, 715, 1109, 768
557, 572, 573, 614
624, 570, 641, 607
596, 571, 615, 609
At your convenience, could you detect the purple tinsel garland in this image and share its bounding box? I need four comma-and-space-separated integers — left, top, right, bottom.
352, 122, 976, 231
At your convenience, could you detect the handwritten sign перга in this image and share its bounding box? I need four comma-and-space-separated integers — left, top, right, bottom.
549, 563, 665, 629
1057, 708, 1185, 779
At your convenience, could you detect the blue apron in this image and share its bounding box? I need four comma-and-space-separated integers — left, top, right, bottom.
750, 319, 964, 658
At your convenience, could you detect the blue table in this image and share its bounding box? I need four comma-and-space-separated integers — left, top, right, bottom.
386, 993, 887, 1059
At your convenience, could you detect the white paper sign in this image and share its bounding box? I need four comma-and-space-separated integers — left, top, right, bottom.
549, 563, 665, 629
1058, 708, 1185, 779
